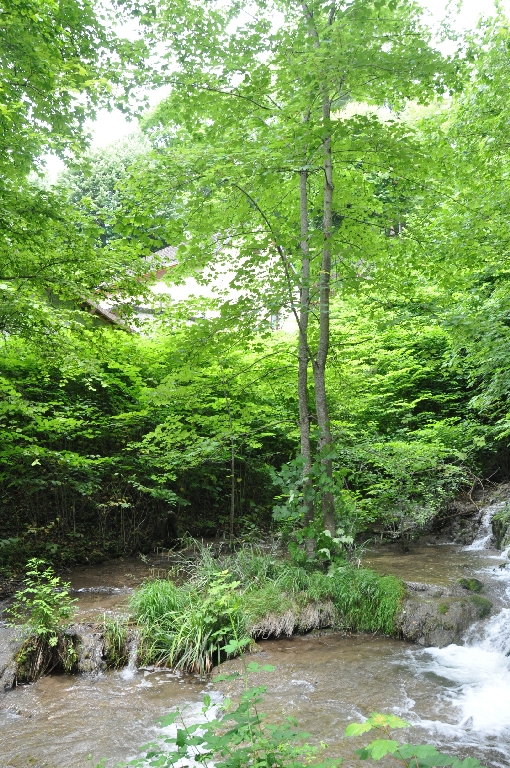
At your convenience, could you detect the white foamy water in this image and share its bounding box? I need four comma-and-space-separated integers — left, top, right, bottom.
410, 501, 510, 742
132, 690, 224, 767
412, 642, 510, 735
121, 637, 140, 681
464, 501, 506, 551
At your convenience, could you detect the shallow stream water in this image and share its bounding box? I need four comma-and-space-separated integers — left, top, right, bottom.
1, 512, 510, 768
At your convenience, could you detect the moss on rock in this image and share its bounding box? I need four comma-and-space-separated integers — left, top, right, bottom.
468, 594, 492, 618
457, 577, 484, 593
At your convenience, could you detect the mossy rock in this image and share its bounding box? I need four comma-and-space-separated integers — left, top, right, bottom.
457, 577, 484, 593
397, 584, 481, 647
492, 504, 510, 549
468, 594, 492, 619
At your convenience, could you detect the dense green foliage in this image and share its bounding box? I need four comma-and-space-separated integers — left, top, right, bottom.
0, 0, 151, 341
2, 6, 508, 762
3, 1, 510, 575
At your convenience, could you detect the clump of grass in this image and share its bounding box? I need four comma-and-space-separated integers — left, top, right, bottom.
242, 583, 296, 638
131, 571, 248, 673
327, 567, 406, 635
130, 543, 406, 673
130, 579, 183, 625
103, 615, 129, 669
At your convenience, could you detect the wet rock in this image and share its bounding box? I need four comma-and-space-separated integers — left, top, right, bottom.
0, 578, 21, 599
435, 482, 510, 545
492, 505, 510, 549
397, 581, 483, 648
0, 620, 134, 687
0, 624, 20, 691
467, 594, 492, 619
65, 625, 106, 673
433, 496, 484, 544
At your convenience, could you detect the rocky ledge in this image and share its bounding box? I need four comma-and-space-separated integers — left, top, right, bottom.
0, 577, 492, 689
0, 622, 137, 690
397, 580, 491, 648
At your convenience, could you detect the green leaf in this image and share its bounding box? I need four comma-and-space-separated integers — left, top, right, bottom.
365, 739, 400, 760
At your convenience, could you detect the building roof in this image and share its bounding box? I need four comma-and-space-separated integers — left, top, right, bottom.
83, 246, 178, 331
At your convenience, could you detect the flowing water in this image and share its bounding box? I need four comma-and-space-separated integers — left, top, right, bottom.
2, 515, 510, 768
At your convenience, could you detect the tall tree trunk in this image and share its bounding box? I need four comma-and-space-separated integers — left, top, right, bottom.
221, 364, 236, 544
313, 92, 335, 536
298, 169, 315, 538
301, 2, 335, 535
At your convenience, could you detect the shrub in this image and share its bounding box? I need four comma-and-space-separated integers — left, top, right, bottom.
6, 558, 76, 644
6, 558, 78, 681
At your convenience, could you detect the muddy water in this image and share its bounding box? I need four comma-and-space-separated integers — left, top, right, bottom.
69, 557, 153, 621
1, 546, 509, 768
0, 667, 213, 767
363, 542, 479, 586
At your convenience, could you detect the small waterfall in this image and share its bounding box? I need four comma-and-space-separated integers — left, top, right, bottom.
412, 606, 510, 736
121, 634, 139, 680
408, 497, 510, 740
464, 500, 507, 551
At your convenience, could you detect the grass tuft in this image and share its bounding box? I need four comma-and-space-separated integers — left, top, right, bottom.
103, 615, 129, 669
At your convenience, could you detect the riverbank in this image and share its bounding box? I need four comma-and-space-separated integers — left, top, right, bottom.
2, 541, 487, 691
1, 540, 506, 768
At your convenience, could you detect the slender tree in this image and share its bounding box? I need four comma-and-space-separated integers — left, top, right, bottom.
120, 0, 459, 533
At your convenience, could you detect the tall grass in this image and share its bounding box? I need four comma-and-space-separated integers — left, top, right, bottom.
103, 615, 129, 669
184, 545, 404, 635
131, 571, 248, 673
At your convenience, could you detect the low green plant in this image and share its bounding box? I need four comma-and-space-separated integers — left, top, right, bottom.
345, 711, 485, 767
6, 558, 76, 645
166, 571, 249, 673
242, 583, 295, 627
327, 566, 406, 635
6, 558, 78, 681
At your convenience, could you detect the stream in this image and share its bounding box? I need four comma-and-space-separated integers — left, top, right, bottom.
1, 508, 510, 768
